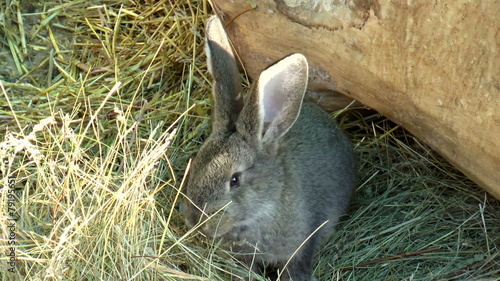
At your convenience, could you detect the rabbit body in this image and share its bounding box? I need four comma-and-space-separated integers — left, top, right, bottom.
183, 16, 357, 281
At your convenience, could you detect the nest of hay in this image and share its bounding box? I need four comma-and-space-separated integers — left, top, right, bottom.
0, 1, 498, 280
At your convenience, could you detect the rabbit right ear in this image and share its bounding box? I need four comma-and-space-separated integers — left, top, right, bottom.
237, 54, 308, 149
205, 16, 243, 132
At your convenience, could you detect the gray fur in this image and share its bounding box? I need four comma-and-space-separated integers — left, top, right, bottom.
183, 16, 357, 281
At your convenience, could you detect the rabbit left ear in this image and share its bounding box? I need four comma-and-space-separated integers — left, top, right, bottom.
238, 54, 308, 147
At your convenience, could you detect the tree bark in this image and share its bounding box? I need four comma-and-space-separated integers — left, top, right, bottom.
212, 0, 500, 199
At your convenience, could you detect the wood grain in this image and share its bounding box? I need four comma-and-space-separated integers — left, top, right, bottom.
212, 0, 500, 199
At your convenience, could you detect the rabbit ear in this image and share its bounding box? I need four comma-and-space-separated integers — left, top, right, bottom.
205, 16, 243, 132
238, 54, 308, 148
259, 54, 308, 145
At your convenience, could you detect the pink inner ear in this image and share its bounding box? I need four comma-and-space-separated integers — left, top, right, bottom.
261, 80, 287, 124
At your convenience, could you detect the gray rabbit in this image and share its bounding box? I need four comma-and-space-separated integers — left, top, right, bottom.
183, 15, 357, 281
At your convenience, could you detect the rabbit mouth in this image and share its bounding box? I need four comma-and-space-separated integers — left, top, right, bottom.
202, 214, 235, 237
202, 213, 254, 238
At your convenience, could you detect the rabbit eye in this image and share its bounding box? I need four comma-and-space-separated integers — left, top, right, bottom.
230, 173, 241, 188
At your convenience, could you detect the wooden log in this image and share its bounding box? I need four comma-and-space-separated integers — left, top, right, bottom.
212, 0, 500, 199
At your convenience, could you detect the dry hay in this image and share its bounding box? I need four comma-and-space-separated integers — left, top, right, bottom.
0, 1, 499, 280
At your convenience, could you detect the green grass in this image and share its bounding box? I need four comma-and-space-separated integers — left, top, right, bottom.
0, 1, 499, 280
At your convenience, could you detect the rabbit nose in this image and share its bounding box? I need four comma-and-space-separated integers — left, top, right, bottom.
184, 201, 210, 227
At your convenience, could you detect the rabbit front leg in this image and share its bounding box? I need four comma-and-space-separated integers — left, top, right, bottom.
278, 245, 317, 281
238, 254, 264, 281
279, 260, 315, 281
